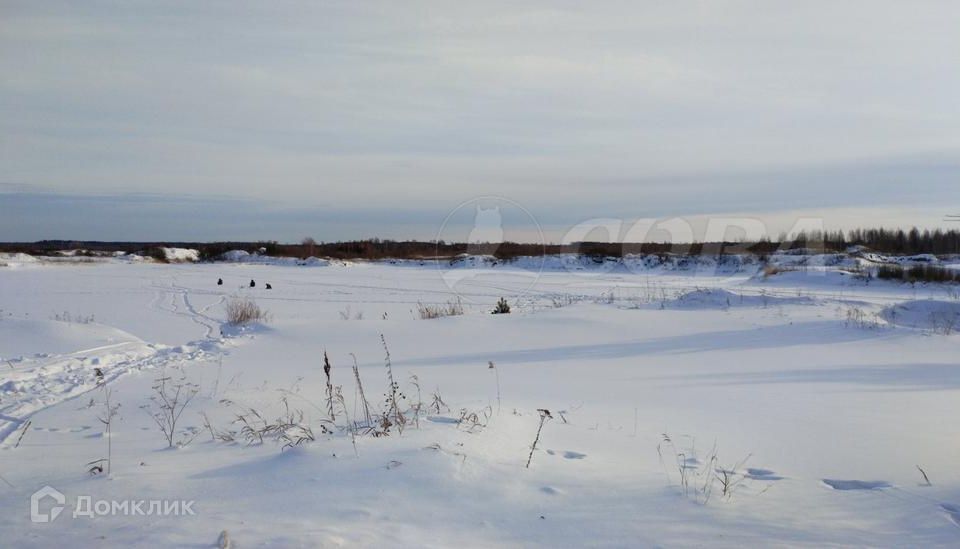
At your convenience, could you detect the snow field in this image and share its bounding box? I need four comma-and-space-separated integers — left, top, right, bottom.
0, 258, 959, 546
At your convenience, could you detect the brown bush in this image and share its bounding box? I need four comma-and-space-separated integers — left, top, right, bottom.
225, 297, 270, 325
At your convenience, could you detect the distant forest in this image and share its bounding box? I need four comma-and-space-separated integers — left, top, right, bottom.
2, 227, 959, 260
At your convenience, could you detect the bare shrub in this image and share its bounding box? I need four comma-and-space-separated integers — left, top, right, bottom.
231, 399, 315, 449
658, 433, 758, 504
142, 372, 199, 448
417, 297, 464, 319
232, 408, 267, 445
338, 305, 364, 320
550, 294, 581, 308
844, 305, 883, 329
713, 453, 753, 501
225, 297, 269, 325
492, 297, 511, 314
52, 311, 95, 324
930, 311, 958, 335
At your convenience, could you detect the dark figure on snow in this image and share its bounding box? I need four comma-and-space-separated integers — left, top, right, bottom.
266, 283, 272, 290
217, 278, 223, 286
249, 279, 256, 288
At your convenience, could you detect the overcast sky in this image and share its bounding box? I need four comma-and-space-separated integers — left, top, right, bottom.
2, 1, 959, 242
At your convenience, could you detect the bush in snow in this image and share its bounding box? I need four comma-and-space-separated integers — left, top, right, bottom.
143, 372, 199, 448
231, 399, 316, 450
492, 297, 511, 314
225, 297, 269, 325
417, 297, 464, 319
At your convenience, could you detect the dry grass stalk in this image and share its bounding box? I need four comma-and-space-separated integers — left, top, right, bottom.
351, 353, 373, 427
323, 351, 336, 423
489, 361, 501, 414
380, 334, 406, 434
526, 409, 553, 468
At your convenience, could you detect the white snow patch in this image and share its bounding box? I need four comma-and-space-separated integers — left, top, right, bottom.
0, 252, 39, 268
1, 258, 959, 546
219, 249, 330, 266
667, 288, 815, 309
161, 247, 199, 262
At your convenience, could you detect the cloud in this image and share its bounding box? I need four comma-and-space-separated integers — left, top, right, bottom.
0, 191, 438, 241
1, 1, 958, 240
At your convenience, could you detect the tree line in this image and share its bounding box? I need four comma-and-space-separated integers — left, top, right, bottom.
2, 227, 958, 259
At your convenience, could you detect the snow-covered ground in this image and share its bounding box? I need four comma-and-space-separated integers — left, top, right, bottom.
1, 256, 959, 547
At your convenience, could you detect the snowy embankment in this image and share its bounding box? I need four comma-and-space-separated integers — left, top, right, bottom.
160, 247, 199, 262
387, 252, 762, 275
0, 253, 40, 268
220, 249, 331, 266
0, 256, 959, 546
5, 248, 959, 275
385, 249, 960, 280
880, 300, 960, 332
